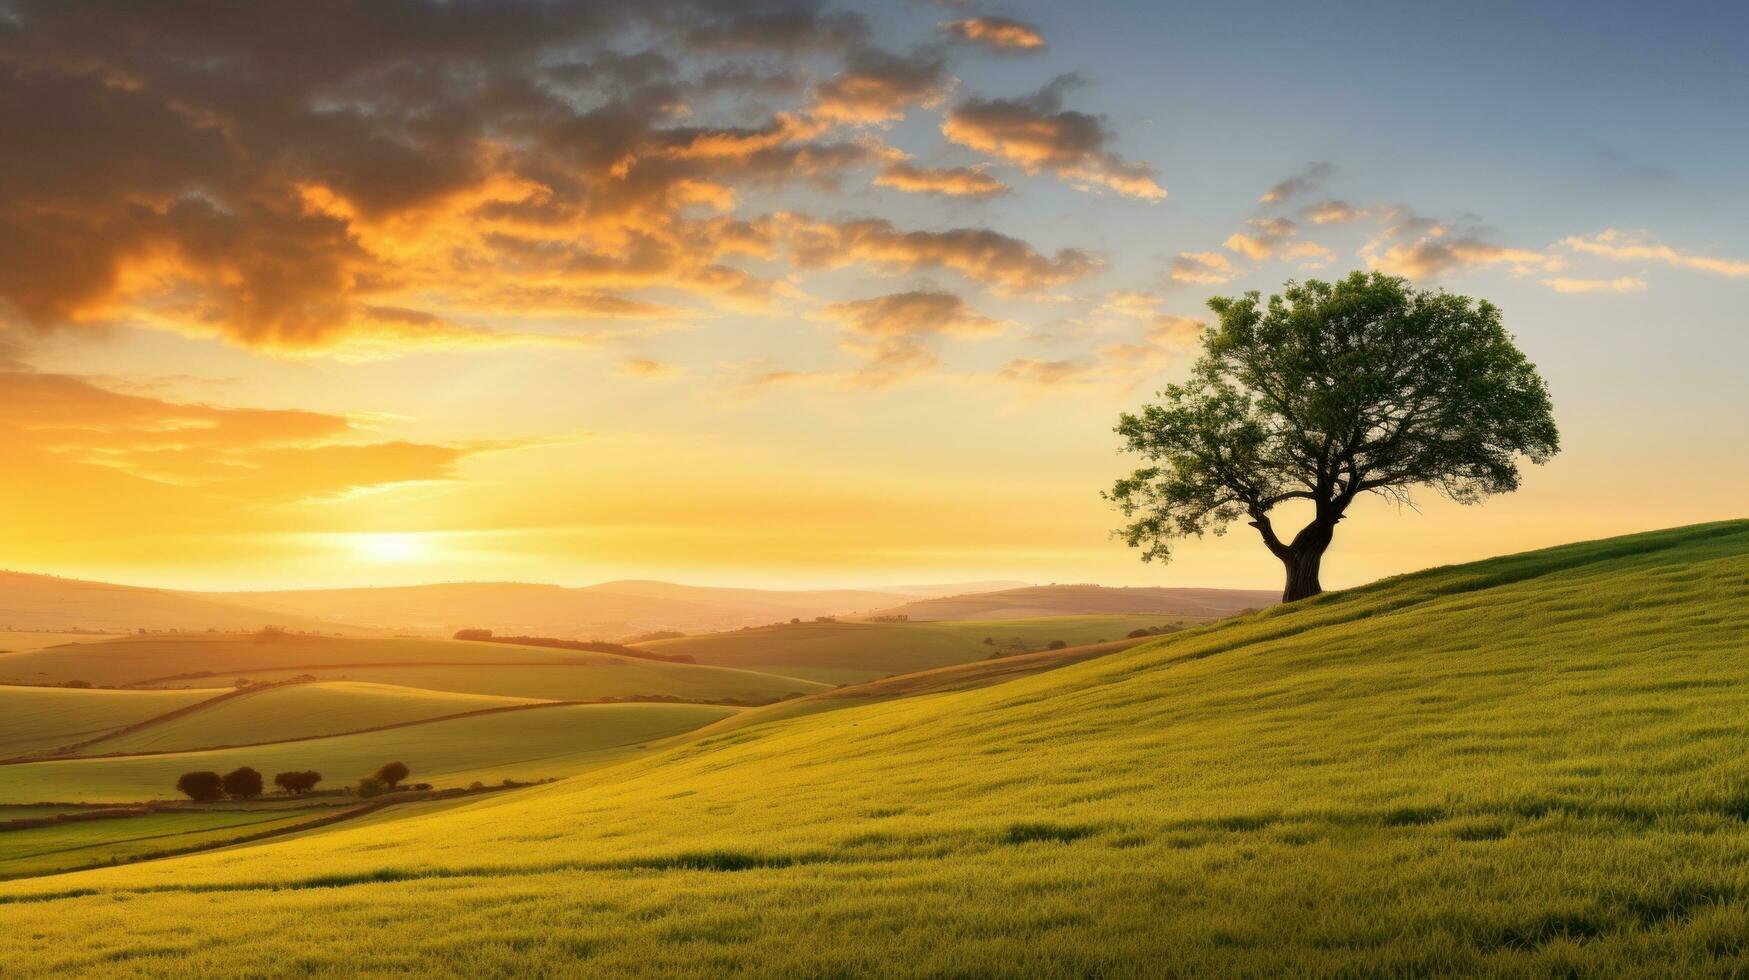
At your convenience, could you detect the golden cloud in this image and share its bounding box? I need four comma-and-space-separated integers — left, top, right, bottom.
0, 1, 1119, 359
817, 290, 1006, 387
1541, 276, 1649, 294
941, 79, 1165, 200
1224, 217, 1298, 260
1170, 251, 1240, 284
1560, 230, 1749, 278
0, 365, 498, 541
873, 162, 1008, 197
809, 48, 950, 124
941, 16, 1047, 52
783, 216, 1101, 293
1301, 199, 1369, 224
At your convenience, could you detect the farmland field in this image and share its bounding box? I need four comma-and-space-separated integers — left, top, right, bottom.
0, 807, 336, 880
0, 686, 224, 759
85, 682, 543, 754
166, 661, 828, 704
4, 522, 1746, 974
0, 632, 120, 654
0, 702, 735, 804
634, 614, 1187, 684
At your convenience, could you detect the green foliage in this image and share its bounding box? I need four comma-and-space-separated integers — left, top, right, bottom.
173, 771, 222, 802
1109, 272, 1558, 598
356, 776, 386, 799
375, 762, 410, 789
273, 770, 322, 795
220, 767, 262, 800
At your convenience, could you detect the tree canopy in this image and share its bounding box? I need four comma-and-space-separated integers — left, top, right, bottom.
176, 770, 224, 803
1108, 272, 1558, 602
222, 766, 263, 800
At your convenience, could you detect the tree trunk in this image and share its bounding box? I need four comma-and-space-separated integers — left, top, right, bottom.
1280, 544, 1326, 603
1279, 514, 1337, 603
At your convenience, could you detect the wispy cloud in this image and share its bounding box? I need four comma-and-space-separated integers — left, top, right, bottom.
1258, 162, 1334, 205
940, 16, 1046, 53
1541, 276, 1648, 294
874, 162, 1008, 197
1560, 230, 1749, 278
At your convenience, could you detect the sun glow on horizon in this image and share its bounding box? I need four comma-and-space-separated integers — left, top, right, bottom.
352, 533, 429, 563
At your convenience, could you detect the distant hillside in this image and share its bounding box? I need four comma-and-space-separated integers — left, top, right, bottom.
860, 583, 1279, 622
195, 580, 962, 639
14, 522, 1747, 973
0, 571, 355, 634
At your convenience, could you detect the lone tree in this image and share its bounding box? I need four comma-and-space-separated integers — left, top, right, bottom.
376, 761, 410, 789
176, 770, 224, 802
221, 766, 263, 800
1108, 272, 1557, 603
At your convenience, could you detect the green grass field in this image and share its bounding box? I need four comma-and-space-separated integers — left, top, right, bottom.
0, 686, 223, 759
635, 615, 1184, 684
0, 702, 735, 804
4, 522, 1745, 973
0, 807, 336, 879
184, 661, 828, 704
0, 633, 605, 687
85, 682, 541, 755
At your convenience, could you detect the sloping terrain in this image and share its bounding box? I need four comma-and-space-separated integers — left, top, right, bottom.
0, 686, 222, 760
0, 572, 355, 634
194, 580, 926, 638
83, 682, 541, 755
5, 522, 1746, 974
634, 615, 1185, 684
0, 633, 818, 702
0, 702, 734, 805
863, 583, 1278, 621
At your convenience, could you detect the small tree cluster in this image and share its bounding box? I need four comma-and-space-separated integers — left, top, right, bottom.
179, 762, 406, 801
175, 767, 264, 801
273, 770, 323, 794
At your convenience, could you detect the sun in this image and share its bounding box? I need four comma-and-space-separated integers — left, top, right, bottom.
354, 533, 426, 562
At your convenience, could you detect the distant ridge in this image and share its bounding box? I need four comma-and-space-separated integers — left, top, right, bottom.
2, 570, 1273, 640
0, 571, 356, 634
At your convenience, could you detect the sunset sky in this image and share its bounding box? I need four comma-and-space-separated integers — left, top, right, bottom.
3, 0, 1745, 593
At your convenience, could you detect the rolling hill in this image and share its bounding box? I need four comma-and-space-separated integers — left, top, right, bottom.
861, 583, 1279, 621
0, 632, 820, 702
0, 571, 1042, 641
632, 615, 1189, 684
0, 701, 735, 805
189, 580, 944, 638
6, 521, 1746, 973
81, 681, 542, 755
0, 686, 222, 760
0, 571, 356, 634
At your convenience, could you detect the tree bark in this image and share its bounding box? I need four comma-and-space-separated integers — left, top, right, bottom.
1280, 544, 1326, 603
1279, 515, 1337, 603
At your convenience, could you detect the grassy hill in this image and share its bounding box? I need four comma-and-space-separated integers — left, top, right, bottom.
5, 521, 1746, 973
0, 633, 822, 705
83, 682, 541, 755
195, 580, 928, 638
0, 686, 222, 760
862, 583, 1279, 622
634, 615, 1192, 684
0, 701, 735, 804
